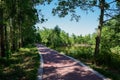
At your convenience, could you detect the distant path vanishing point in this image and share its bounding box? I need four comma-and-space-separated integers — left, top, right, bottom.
37, 44, 110, 80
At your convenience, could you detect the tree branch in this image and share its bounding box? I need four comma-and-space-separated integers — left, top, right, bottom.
103, 16, 117, 23
104, 13, 114, 17
105, 9, 120, 11
108, 0, 116, 4
83, 3, 99, 8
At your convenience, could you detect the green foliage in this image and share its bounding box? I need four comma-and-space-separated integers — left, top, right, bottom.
96, 16, 120, 70
70, 33, 95, 45
67, 46, 93, 60
52, 0, 98, 21
0, 0, 42, 57
38, 25, 71, 47
0, 45, 40, 80
55, 46, 94, 61
38, 25, 96, 48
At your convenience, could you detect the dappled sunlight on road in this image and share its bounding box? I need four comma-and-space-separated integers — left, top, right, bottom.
37, 44, 108, 80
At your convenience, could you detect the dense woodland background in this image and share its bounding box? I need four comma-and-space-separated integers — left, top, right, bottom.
0, 0, 120, 80
0, 0, 40, 57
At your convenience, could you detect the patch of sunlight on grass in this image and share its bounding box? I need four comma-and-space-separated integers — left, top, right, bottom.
26, 68, 34, 72
3, 67, 13, 74
10, 57, 18, 61
0, 44, 40, 80
19, 48, 30, 52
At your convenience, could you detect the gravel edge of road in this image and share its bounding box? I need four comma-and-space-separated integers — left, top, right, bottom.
37, 47, 44, 80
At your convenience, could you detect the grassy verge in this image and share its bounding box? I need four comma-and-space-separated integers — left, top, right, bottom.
0, 44, 40, 80
86, 63, 120, 80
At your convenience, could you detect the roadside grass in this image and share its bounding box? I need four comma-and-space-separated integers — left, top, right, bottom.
0, 44, 40, 80
87, 63, 120, 80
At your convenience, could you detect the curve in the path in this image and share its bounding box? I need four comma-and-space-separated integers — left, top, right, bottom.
37, 44, 110, 80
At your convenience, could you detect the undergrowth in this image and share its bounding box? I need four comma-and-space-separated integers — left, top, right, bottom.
0, 44, 40, 80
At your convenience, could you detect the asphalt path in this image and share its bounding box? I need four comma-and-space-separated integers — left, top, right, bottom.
37, 44, 110, 80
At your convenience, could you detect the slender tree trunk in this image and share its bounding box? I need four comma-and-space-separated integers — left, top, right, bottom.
0, 7, 2, 57
5, 25, 9, 58
12, 19, 16, 51
0, 7, 5, 57
19, 21, 22, 47
94, 0, 105, 64
0, 31, 1, 57
0, 26, 5, 57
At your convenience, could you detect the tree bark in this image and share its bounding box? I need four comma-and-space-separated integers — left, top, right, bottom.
0, 26, 5, 57
0, 7, 5, 57
94, 0, 105, 64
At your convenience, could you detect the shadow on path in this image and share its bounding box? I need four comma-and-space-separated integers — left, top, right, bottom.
37, 44, 108, 80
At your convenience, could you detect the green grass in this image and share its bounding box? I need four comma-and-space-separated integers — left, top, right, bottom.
89, 64, 120, 80
0, 45, 40, 80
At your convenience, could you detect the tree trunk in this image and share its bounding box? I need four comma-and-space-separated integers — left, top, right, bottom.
5, 25, 9, 58
11, 19, 16, 51
0, 7, 5, 57
18, 24, 22, 48
0, 26, 5, 57
94, 0, 105, 64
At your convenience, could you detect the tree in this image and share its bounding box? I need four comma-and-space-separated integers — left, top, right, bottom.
51, 0, 120, 64
60, 31, 71, 46
0, 0, 40, 58
0, 0, 6, 57
38, 26, 71, 47
97, 15, 120, 67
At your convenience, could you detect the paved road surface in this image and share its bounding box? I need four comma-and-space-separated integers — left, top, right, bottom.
37, 44, 109, 80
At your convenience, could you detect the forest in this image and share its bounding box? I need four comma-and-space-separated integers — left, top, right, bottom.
0, 0, 120, 80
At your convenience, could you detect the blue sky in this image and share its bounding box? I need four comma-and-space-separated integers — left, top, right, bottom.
35, 1, 101, 36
